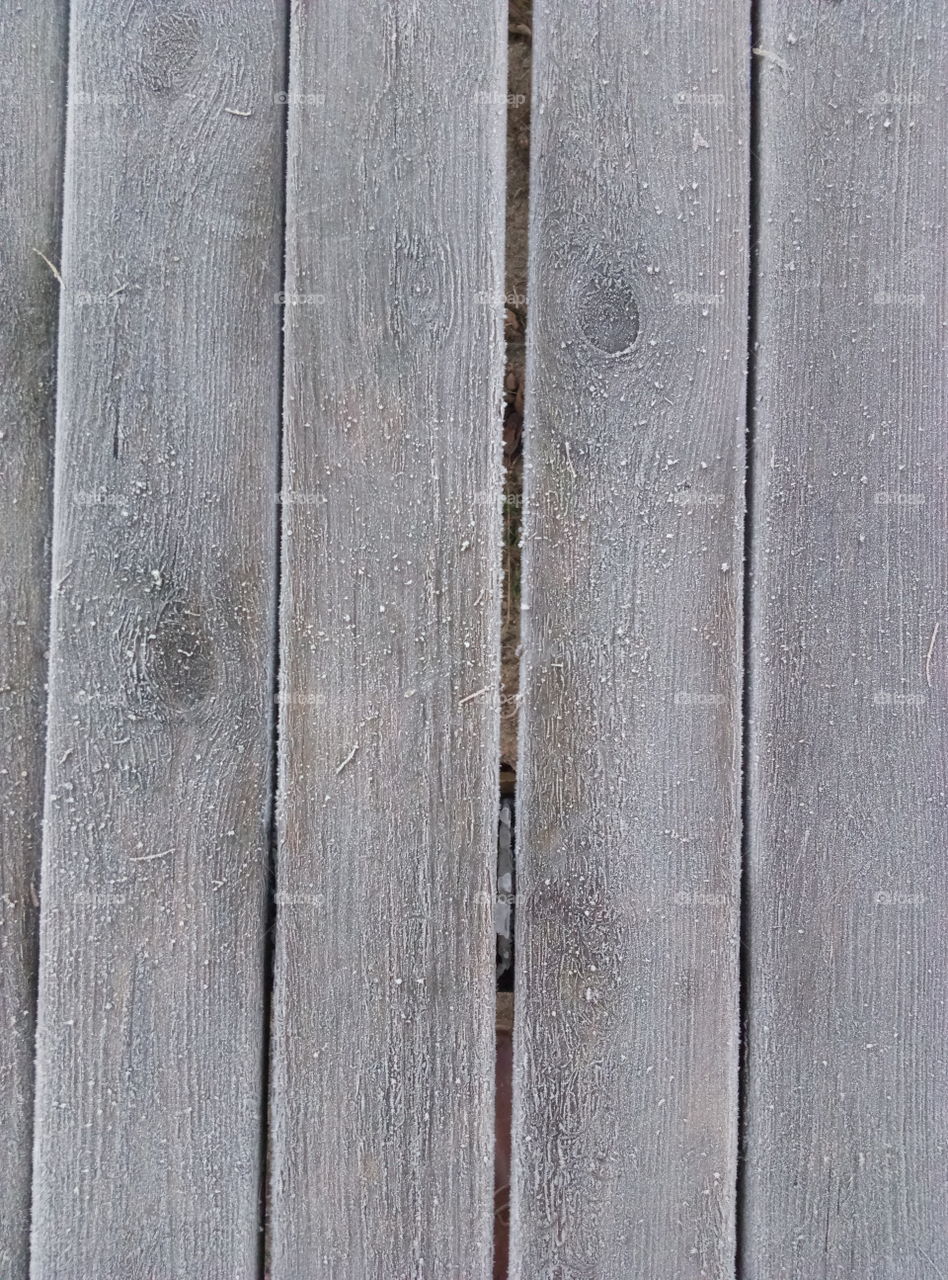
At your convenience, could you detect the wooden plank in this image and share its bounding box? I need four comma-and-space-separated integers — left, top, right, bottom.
744, 4, 948, 1275
0, 6, 68, 1274
511, 1, 748, 1275
30, 6, 286, 1275
268, 1, 506, 1273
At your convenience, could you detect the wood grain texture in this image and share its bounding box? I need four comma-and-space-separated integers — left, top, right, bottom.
267, 1, 506, 1274
30, 5, 286, 1275
510, 2, 748, 1276
0, 5, 68, 1274
744, 5, 948, 1276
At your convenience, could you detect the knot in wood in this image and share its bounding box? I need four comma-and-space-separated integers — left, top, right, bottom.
577, 268, 640, 356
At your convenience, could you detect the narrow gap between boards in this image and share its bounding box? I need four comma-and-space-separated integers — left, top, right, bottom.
494, 2, 532, 1275
257, 9, 295, 1277
735, 0, 762, 1273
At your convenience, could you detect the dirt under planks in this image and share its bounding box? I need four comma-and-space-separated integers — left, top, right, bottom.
500, 0, 531, 788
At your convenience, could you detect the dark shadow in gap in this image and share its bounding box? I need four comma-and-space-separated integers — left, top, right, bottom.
495, 5, 531, 1275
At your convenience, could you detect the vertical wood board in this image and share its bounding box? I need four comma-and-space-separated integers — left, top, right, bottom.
744, 4, 948, 1276
31, 5, 287, 1275
512, 2, 750, 1275
268, 0, 507, 1275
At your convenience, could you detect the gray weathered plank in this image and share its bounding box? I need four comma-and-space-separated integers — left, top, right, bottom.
30, 5, 286, 1275
744, 5, 948, 1276
0, 5, 68, 1273
267, 1, 506, 1274
510, 1, 748, 1275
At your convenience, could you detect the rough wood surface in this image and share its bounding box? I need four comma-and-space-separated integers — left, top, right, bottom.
30, 6, 286, 1275
0, 6, 68, 1274
743, 4, 948, 1276
267, 1, 506, 1274
510, 1, 748, 1275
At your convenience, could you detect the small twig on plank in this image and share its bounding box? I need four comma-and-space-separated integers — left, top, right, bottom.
31, 247, 63, 285
753, 47, 790, 73
335, 744, 359, 774
459, 685, 490, 706
925, 622, 940, 688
